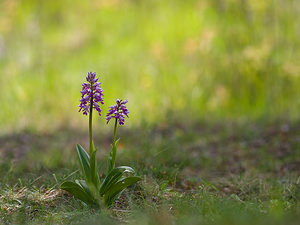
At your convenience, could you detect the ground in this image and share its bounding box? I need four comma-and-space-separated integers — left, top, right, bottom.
1, 120, 300, 224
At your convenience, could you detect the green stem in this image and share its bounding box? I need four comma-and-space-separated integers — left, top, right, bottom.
107, 118, 119, 175
111, 118, 118, 167
112, 118, 118, 146
89, 97, 95, 155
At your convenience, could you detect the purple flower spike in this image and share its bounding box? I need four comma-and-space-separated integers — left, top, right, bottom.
106, 99, 130, 125
78, 72, 104, 116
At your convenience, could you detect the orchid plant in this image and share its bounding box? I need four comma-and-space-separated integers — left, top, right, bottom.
60, 72, 141, 208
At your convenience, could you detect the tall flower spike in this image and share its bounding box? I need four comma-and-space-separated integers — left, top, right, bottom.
78, 72, 104, 116
106, 99, 129, 125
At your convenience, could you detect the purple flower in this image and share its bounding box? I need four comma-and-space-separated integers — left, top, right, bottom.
78, 72, 104, 116
106, 99, 129, 125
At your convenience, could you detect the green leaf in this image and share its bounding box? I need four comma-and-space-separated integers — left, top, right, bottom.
60, 181, 98, 206
115, 166, 135, 173
100, 166, 135, 196
76, 144, 91, 182
75, 180, 93, 198
100, 169, 123, 195
103, 176, 142, 207
90, 149, 100, 191
106, 139, 120, 175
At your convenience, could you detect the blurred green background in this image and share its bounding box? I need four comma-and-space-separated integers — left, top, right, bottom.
0, 0, 300, 132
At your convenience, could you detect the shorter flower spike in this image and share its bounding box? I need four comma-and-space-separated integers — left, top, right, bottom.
78, 72, 104, 116
106, 99, 129, 125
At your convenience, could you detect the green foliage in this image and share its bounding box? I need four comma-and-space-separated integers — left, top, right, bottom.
90, 149, 100, 191
100, 166, 141, 206
100, 166, 133, 195
106, 139, 120, 175
60, 180, 98, 207
103, 176, 142, 207
76, 144, 92, 183
61, 145, 141, 208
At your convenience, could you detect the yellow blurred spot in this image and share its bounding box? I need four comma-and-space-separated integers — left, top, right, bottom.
174, 97, 186, 109
283, 62, 300, 78
188, 70, 199, 84
183, 29, 215, 56
94, 0, 123, 9
183, 38, 199, 56
150, 42, 166, 63
243, 40, 271, 67
208, 85, 229, 110
199, 29, 215, 53
0, 0, 18, 33
196, 0, 208, 10
248, 0, 270, 12
5, 62, 19, 77
140, 76, 152, 89
145, 100, 154, 110
62, 30, 88, 50
0, 18, 12, 33
2, 0, 18, 14
15, 84, 27, 101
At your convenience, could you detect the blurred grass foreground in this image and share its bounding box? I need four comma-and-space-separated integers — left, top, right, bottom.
0, 0, 300, 131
